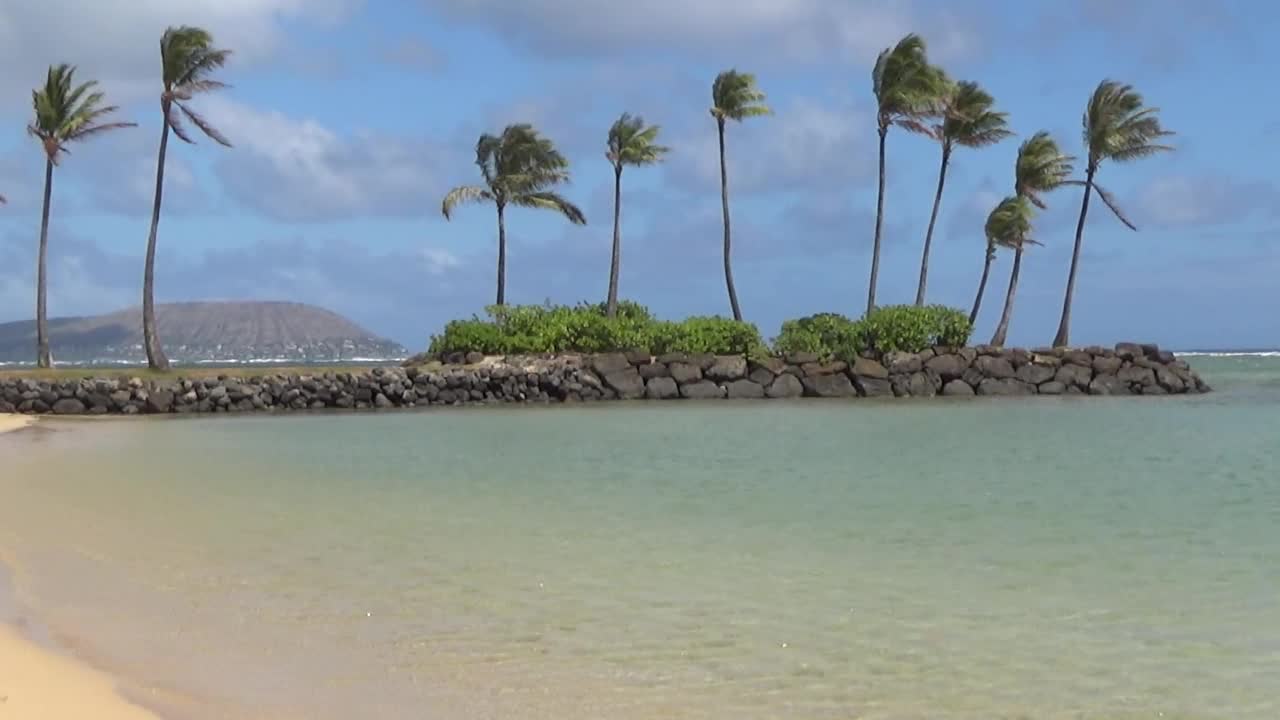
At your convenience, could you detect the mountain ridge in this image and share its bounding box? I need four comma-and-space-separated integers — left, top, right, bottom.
0, 301, 407, 364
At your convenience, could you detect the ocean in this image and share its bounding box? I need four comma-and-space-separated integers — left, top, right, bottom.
2, 354, 1278, 719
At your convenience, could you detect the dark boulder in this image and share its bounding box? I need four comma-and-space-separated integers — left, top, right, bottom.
725, 380, 765, 399
645, 377, 679, 400
766, 374, 804, 399
942, 380, 975, 397
680, 380, 726, 400
803, 374, 857, 398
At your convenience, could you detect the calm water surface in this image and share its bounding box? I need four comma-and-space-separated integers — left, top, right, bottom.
1, 356, 1278, 719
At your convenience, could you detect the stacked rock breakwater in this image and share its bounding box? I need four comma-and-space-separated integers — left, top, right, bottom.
0, 344, 1207, 416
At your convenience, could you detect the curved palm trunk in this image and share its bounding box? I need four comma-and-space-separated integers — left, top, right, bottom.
990, 245, 1023, 347
35, 158, 54, 368
606, 164, 622, 318
143, 116, 173, 371
1053, 166, 1096, 347
495, 202, 507, 306
914, 144, 951, 306
717, 119, 742, 322
868, 127, 888, 316
968, 242, 995, 325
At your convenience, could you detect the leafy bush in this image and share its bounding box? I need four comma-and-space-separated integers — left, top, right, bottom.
428, 302, 765, 357
773, 313, 863, 361
773, 306, 972, 358
856, 305, 972, 354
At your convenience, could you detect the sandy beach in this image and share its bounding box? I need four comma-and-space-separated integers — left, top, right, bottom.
0, 414, 34, 435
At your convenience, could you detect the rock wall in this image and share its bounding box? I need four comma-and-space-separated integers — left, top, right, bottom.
0, 343, 1208, 417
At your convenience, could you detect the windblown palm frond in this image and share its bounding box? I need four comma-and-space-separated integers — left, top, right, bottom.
873, 34, 949, 135
607, 114, 670, 168
441, 185, 494, 219
985, 196, 1037, 250
941, 81, 1013, 148
28, 65, 135, 163
1015, 131, 1075, 209
511, 191, 586, 224
711, 70, 771, 122
160, 26, 232, 147
1084, 80, 1174, 169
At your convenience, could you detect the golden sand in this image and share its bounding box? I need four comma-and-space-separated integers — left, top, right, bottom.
0, 414, 34, 435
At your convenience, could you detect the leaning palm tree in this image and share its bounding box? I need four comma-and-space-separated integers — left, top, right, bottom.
710, 69, 770, 322
915, 80, 1012, 306
142, 26, 233, 371
968, 233, 997, 326
870, 34, 947, 314
1052, 80, 1173, 347
987, 196, 1037, 346
29, 65, 135, 368
605, 113, 669, 318
442, 124, 586, 306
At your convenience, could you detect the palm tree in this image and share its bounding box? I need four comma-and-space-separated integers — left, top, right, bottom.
986, 196, 1037, 346
1052, 80, 1173, 347
28, 65, 135, 368
442, 124, 585, 306
605, 113, 669, 318
870, 34, 947, 314
968, 234, 996, 326
142, 26, 233, 372
710, 70, 770, 322
985, 132, 1075, 344
915, 80, 1012, 306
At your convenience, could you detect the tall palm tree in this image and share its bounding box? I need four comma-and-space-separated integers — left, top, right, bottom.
968, 234, 996, 326
986, 196, 1037, 346
142, 26, 233, 372
28, 65, 135, 368
710, 69, 770, 322
915, 80, 1012, 306
1052, 80, 1173, 347
870, 33, 947, 314
442, 124, 586, 306
984, 132, 1075, 343
605, 113, 669, 318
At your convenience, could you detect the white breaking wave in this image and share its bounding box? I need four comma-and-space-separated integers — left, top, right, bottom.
1177, 351, 1280, 358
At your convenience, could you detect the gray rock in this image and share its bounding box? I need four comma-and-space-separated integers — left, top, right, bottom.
1015, 363, 1057, 386
689, 353, 717, 370
1038, 381, 1066, 395
1155, 367, 1185, 393
906, 371, 940, 398
209, 385, 228, 400
977, 378, 1036, 396
1140, 384, 1169, 396
680, 380, 726, 400
1093, 355, 1123, 375
1007, 349, 1032, 368
958, 347, 979, 365
942, 380, 975, 396
1114, 342, 1143, 361
52, 398, 86, 415
645, 376, 680, 400
973, 355, 1015, 380
374, 393, 392, 408
1063, 350, 1093, 366
785, 352, 820, 365
961, 368, 985, 388
852, 357, 890, 380
657, 352, 689, 365
638, 363, 669, 380
766, 374, 804, 399
591, 353, 632, 375
147, 391, 175, 414
803, 373, 857, 398
706, 355, 748, 382
926, 353, 968, 381
802, 361, 847, 377
603, 368, 646, 399
748, 367, 775, 386
1088, 375, 1130, 396
625, 350, 653, 366
854, 376, 894, 398
668, 362, 702, 384
1117, 365, 1156, 388
725, 380, 765, 399
749, 358, 787, 376
884, 351, 922, 375
1055, 363, 1093, 389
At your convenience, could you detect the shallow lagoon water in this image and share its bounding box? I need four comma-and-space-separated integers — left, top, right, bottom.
1, 356, 1278, 719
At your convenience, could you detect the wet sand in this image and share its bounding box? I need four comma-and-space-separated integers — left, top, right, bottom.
0, 414, 34, 435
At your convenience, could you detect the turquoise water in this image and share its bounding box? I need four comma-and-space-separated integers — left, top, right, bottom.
1, 356, 1278, 719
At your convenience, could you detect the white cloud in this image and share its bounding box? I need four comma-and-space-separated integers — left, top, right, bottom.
201, 97, 453, 221
0, 0, 356, 103
1137, 175, 1280, 229
424, 0, 980, 65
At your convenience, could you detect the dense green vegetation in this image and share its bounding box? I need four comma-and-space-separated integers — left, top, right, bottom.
431, 302, 971, 359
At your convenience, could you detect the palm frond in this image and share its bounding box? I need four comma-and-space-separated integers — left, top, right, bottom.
176, 102, 231, 146
985, 195, 1037, 250
511, 191, 586, 225
29, 64, 132, 159
711, 69, 771, 123
441, 185, 494, 219
1015, 131, 1075, 208
873, 34, 949, 130
1083, 79, 1174, 167
607, 113, 670, 167
942, 80, 1013, 149
65, 121, 137, 143
1091, 183, 1137, 230
167, 104, 195, 143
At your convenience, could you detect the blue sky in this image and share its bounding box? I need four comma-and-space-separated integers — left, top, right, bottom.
0, 0, 1276, 350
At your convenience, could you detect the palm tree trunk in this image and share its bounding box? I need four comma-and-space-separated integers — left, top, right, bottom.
1053, 166, 1096, 347
606, 164, 622, 318
990, 245, 1022, 347
35, 157, 54, 369
868, 126, 888, 316
143, 116, 173, 371
915, 144, 950, 306
495, 202, 507, 306
969, 242, 994, 325
718, 119, 742, 322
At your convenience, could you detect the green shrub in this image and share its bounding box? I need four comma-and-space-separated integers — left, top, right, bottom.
855, 305, 972, 354
773, 313, 863, 361
427, 302, 766, 357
